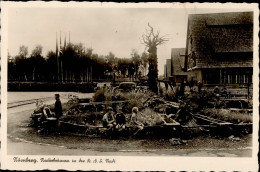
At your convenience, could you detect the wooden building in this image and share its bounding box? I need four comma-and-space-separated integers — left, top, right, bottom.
185, 12, 253, 86
171, 48, 187, 83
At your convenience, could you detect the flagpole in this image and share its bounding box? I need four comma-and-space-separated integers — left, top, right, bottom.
60, 31, 63, 82
56, 32, 59, 82
69, 31, 70, 44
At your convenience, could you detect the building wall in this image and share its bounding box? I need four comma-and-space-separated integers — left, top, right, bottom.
171, 48, 188, 83
166, 59, 172, 80
164, 64, 166, 79
171, 48, 186, 75
185, 12, 253, 85
186, 12, 253, 70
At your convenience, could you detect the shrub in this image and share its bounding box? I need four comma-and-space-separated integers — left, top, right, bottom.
92, 89, 106, 102
138, 108, 164, 126
158, 85, 164, 96
202, 108, 252, 123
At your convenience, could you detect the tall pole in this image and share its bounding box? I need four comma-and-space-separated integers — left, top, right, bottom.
69, 31, 70, 44
60, 31, 63, 82
56, 32, 60, 82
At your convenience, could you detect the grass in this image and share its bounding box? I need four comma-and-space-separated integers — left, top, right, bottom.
202, 108, 252, 124
138, 108, 165, 126
92, 88, 154, 112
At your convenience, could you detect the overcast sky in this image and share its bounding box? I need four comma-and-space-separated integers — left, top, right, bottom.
8, 6, 251, 75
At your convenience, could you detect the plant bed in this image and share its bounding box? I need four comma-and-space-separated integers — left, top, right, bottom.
201, 108, 252, 124
29, 88, 253, 139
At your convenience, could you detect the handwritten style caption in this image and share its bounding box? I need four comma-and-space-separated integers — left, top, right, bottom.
13, 157, 116, 164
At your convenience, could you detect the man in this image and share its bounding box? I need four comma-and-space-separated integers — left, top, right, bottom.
198, 81, 203, 93
54, 94, 63, 119
189, 78, 194, 92
164, 81, 169, 91
180, 80, 185, 96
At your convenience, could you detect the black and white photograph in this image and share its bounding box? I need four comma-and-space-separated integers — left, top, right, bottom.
1, 2, 259, 171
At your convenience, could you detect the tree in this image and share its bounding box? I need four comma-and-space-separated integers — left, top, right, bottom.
18, 45, 28, 59
141, 23, 168, 93
131, 49, 141, 79
105, 52, 118, 85
31, 45, 43, 57
46, 51, 58, 81
30, 45, 45, 81
141, 52, 149, 76
14, 45, 29, 80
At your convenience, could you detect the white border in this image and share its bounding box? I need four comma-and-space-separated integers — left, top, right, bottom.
1, 2, 259, 171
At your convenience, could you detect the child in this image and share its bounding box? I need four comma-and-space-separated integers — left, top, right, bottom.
102, 107, 115, 129
130, 107, 144, 136
115, 112, 126, 131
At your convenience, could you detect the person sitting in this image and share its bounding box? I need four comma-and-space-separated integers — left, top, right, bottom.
213, 86, 220, 94
115, 112, 126, 131
43, 106, 55, 119
163, 106, 177, 123
102, 107, 115, 129
221, 86, 228, 98
130, 107, 144, 136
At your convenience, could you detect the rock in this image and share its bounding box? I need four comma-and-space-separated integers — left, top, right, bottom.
228, 135, 240, 141
169, 138, 186, 146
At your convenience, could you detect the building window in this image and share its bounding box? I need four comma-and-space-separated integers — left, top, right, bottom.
227, 74, 251, 84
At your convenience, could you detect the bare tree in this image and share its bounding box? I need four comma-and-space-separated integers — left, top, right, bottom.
142, 23, 169, 48
141, 23, 169, 93
18, 45, 29, 59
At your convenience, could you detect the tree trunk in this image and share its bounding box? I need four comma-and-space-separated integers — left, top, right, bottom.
148, 46, 158, 93
32, 68, 35, 81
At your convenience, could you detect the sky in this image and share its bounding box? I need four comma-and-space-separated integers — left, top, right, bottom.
7, 6, 251, 75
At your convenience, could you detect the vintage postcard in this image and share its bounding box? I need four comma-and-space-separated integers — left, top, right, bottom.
1, 2, 259, 171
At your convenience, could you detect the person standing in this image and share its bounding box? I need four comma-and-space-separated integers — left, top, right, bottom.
54, 94, 63, 119
164, 81, 169, 91
198, 81, 203, 93
180, 80, 185, 96
189, 78, 194, 92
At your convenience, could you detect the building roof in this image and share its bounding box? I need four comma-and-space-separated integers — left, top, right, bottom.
171, 48, 186, 75
186, 12, 253, 69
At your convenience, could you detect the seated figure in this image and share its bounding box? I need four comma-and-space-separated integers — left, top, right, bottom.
115, 112, 126, 131
130, 107, 144, 136
102, 107, 115, 129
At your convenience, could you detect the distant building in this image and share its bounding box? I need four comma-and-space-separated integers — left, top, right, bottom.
164, 64, 167, 79
166, 59, 172, 80
164, 59, 172, 80
185, 12, 253, 86
171, 48, 187, 83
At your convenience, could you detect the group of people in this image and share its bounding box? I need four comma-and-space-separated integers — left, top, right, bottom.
102, 106, 144, 136
33, 93, 146, 137
30, 94, 63, 132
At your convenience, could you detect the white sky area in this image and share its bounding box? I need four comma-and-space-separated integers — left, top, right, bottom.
8, 7, 251, 75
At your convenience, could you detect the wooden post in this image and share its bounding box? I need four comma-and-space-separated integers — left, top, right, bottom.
220, 69, 222, 84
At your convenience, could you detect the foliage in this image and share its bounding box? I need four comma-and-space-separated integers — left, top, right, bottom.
8, 43, 149, 82
92, 88, 154, 112
164, 87, 180, 102
158, 84, 164, 96
202, 108, 252, 124
138, 108, 165, 126
92, 89, 106, 102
